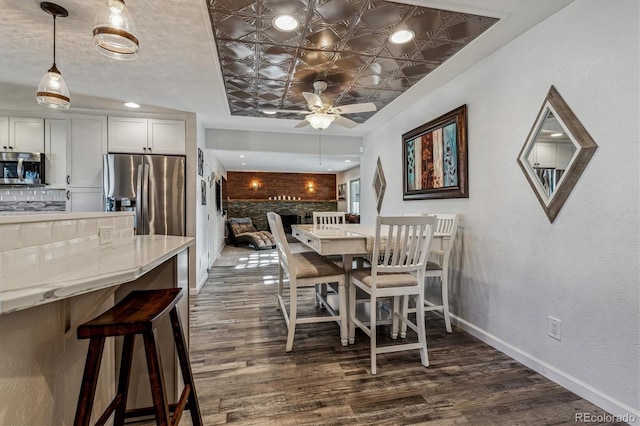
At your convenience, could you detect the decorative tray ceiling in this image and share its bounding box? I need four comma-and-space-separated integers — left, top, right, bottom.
207, 0, 498, 125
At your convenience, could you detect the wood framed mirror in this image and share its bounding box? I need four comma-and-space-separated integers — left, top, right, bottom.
517, 86, 598, 223
373, 156, 386, 214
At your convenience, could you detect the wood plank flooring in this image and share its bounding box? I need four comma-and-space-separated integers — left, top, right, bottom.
178, 246, 621, 425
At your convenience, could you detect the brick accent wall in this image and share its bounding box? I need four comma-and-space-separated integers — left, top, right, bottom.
227, 171, 336, 201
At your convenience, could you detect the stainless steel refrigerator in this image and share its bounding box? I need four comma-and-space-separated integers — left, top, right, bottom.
103, 154, 186, 236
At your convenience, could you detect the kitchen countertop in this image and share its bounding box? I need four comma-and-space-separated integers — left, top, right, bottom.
0, 235, 194, 315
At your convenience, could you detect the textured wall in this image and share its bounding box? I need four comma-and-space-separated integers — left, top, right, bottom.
360, 0, 639, 417
227, 171, 336, 201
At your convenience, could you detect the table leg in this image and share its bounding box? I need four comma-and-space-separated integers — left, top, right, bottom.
343, 254, 356, 344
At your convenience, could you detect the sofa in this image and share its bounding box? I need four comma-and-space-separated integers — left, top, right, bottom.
226, 217, 276, 250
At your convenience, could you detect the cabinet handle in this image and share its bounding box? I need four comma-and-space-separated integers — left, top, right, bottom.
148, 147, 151, 152
66, 190, 70, 200
143, 147, 146, 151
2, 146, 6, 150
66, 175, 70, 185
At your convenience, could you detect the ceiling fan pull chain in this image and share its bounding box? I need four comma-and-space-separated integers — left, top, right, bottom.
318, 130, 322, 165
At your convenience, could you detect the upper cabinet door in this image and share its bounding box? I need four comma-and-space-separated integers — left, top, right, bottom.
108, 116, 148, 154
0, 117, 8, 150
45, 119, 67, 188
148, 119, 186, 155
69, 115, 107, 188
9, 117, 44, 152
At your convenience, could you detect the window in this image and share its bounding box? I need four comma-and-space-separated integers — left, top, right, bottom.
349, 178, 360, 214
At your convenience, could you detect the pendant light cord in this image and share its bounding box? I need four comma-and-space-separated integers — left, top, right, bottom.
52, 14, 57, 66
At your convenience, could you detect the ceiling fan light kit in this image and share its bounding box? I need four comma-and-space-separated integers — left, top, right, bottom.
267, 80, 377, 130
306, 112, 335, 130
93, 0, 139, 60
36, 2, 70, 110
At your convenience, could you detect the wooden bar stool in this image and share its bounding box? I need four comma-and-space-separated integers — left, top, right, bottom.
74, 288, 202, 426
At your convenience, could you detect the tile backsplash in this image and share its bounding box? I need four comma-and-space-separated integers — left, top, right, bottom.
0, 213, 134, 280
0, 189, 67, 213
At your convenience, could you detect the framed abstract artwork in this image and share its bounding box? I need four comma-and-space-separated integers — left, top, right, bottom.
402, 105, 468, 200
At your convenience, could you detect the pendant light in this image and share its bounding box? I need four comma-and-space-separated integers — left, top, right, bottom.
36, 2, 70, 110
93, 0, 139, 60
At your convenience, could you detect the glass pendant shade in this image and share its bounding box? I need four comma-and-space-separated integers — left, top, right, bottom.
37, 64, 70, 110
93, 0, 139, 60
306, 113, 335, 130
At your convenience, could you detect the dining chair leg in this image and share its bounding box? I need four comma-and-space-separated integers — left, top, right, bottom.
277, 265, 284, 310
441, 272, 452, 333
391, 296, 400, 339
416, 292, 429, 368
338, 279, 348, 346
285, 285, 297, 352
400, 295, 409, 338
370, 294, 377, 375
348, 280, 356, 344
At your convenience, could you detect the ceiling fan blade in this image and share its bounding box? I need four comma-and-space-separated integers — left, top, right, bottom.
333, 115, 359, 129
294, 120, 310, 128
263, 108, 311, 114
331, 102, 377, 114
303, 92, 323, 110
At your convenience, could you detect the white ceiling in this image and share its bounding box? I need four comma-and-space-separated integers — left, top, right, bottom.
0, 0, 573, 172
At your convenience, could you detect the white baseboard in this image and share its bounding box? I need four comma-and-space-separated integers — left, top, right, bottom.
451, 314, 639, 425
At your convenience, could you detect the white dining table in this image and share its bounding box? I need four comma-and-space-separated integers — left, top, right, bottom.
291, 223, 446, 344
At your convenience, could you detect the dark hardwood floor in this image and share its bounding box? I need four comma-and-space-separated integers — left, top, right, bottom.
181, 246, 619, 425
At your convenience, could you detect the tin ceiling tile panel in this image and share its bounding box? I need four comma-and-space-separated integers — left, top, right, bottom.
207, 0, 499, 122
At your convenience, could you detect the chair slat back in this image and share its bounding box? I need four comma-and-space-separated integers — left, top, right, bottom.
267, 212, 294, 278
373, 216, 436, 276
434, 213, 459, 236
313, 211, 346, 227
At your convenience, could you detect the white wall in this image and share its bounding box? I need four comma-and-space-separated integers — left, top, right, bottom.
361, 0, 639, 420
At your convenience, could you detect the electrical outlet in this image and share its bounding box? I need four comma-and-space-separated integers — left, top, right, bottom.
99, 226, 114, 245
548, 316, 561, 340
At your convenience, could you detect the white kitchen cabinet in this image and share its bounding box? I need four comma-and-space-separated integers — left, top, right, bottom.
147, 119, 185, 155
66, 187, 104, 212
0, 117, 8, 150
108, 116, 148, 154
45, 119, 67, 188
69, 115, 107, 188
107, 117, 185, 155
3, 117, 45, 152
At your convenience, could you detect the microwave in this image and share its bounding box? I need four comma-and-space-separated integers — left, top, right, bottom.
0, 152, 45, 185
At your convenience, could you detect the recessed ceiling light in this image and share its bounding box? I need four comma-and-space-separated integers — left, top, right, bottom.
273, 15, 298, 32
327, 168, 333, 171
389, 29, 415, 44
262, 109, 277, 115
242, 162, 246, 165
345, 160, 351, 163
551, 132, 563, 137
124, 102, 140, 108
239, 154, 244, 158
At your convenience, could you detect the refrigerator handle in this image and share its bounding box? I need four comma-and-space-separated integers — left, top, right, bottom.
141, 163, 150, 235
135, 163, 144, 234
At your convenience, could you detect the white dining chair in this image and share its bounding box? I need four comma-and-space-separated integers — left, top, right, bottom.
401, 213, 460, 334
349, 215, 436, 374
267, 212, 348, 351
312, 211, 346, 227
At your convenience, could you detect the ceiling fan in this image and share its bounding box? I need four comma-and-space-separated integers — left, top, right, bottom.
263, 81, 377, 129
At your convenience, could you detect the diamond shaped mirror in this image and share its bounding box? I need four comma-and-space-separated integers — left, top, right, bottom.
373, 156, 386, 214
517, 86, 598, 223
